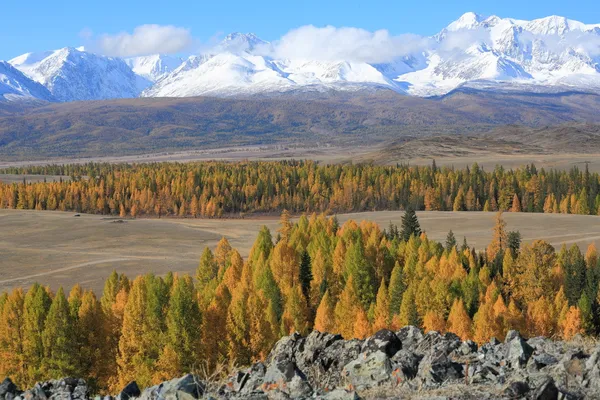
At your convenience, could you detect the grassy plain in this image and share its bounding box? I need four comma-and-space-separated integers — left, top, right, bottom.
1, 209, 599, 293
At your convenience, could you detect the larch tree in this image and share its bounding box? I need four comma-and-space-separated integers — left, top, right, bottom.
423, 310, 446, 333
314, 290, 335, 333
22, 283, 51, 385
77, 290, 105, 388
116, 276, 154, 390
247, 290, 274, 360
201, 284, 231, 371
281, 285, 310, 336
270, 240, 300, 295
397, 286, 419, 328
353, 307, 371, 339
334, 276, 360, 339
447, 299, 472, 341
249, 226, 274, 266
197, 247, 218, 292
41, 288, 76, 379
0, 289, 26, 386
309, 249, 330, 310
214, 237, 233, 275
526, 296, 555, 337
344, 240, 375, 310
373, 279, 390, 332
562, 306, 583, 340
226, 285, 251, 367
487, 212, 508, 262
161, 275, 201, 375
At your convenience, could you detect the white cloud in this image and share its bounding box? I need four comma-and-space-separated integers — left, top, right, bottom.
96, 25, 193, 57
257, 25, 431, 63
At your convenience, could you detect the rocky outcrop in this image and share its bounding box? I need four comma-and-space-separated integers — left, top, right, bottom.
2, 328, 600, 399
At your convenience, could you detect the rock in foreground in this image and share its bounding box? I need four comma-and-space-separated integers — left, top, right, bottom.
2, 328, 599, 399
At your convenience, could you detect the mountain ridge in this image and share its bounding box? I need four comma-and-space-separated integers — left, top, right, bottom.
2, 13, 600, 102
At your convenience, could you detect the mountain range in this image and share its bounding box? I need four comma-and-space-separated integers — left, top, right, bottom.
2, 13, 600, 102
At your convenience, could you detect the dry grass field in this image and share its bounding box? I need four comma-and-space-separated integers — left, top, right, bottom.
1, 209, 600, 293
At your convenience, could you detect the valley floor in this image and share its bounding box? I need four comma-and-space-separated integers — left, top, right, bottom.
0, 209, 599, 293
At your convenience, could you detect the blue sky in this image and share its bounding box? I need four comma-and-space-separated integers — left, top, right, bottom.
2, 0, 599, 60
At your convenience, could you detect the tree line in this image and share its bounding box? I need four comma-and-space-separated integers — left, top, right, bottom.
0, 210, 598, 393
1, 161, 600, 217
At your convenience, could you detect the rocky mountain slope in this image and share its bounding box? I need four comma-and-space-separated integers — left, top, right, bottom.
0, 61, 53, 102
1, 327, 599, 399
2, 13, 600, 102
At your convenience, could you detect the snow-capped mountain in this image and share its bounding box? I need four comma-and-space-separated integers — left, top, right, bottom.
399, 12, 600, 95
0, 61, 54, 101
3, 15, 600, 102
124, 54, 183, 82
9, 47, 149, 101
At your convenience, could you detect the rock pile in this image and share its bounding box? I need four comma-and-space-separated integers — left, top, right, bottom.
2, 327, 600, 399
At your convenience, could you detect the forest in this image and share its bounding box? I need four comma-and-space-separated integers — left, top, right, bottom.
0, 161, 599, 217
0, 210, 597, 393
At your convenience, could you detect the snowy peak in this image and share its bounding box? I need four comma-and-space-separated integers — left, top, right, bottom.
0, 61, 53, 102
125, 54, 183, 82
215, 33, 270, 54
446, 12, 487, 31
9, 47, 148, 102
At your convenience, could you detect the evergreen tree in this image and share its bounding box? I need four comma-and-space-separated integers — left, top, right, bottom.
388, 262, 404, 317
578, 292, 594, 334
400, 206, 421, 242
445, 230, 457, 252
507, 231, 522, 257
299, 250, 313, 303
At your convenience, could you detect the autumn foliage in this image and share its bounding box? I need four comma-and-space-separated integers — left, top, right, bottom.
0, 211, 598, 393
1, 161, 600, 217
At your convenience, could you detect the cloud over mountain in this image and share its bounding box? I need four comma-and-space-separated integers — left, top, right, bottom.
96, 24, 194, 57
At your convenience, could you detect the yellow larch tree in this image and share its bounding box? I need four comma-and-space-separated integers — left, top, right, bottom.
314, 290, 335, 333
447, 299, 472, 341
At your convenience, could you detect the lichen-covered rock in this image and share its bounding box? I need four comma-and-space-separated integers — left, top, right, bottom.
139, 374, 204, 400
342, 351, 393, 390
261, 360, 312, 398
395, 326, 423, 349
4, 328, 600, 399
390, 349, 422, 383
504, 331, 534, 369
